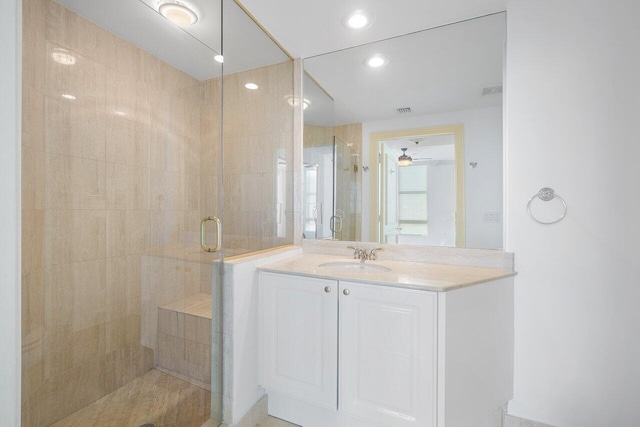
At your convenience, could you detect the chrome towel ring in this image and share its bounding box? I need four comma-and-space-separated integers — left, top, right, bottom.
526, 187, 567, 225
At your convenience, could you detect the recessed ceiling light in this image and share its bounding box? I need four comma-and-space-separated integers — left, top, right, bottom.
341, 9, 375, 30
62, 94, 76, 100
51, 48, 76, 65
286, 96, 310, 110
115, 111, 126, 116
159, 2, 198, 27
214, 54, 224, 63
245, 83, 259, 90
365, 54, 389, 68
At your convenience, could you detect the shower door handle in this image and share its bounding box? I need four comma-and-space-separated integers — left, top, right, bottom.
329, 215, 343, 233
201, 216, 222, 253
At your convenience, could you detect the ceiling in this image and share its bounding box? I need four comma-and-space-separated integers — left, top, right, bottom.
55, 0, 288, 80
55, 0, 505, 122
238, 0, 506, 58
303, 13, 505, 126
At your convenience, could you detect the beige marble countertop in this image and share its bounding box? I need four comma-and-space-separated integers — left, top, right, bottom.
257, 253, 516, 292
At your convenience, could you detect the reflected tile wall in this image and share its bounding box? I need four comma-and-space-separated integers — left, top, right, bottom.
220, 61, 295, 254
21, 0, 217, 425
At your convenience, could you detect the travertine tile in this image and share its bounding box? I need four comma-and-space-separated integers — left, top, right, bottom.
160, 292, 213, 319
105, 114, 151, 167
45, 0, 99, 60
260, 416, 300, 427
45, 96, 106, 160
44, 259, 106, 337
44, 209, 106, 265
106, 162, 151, 210
22, 209, 45, 275
150, 169, 185, 211
151, 129, 186, 173
22, 146, 45, 210
52, 370, 210, 427
22, 267, 45, 341
45, 42, 106, 112
45, 153, 106, 210
105, 68, 150, 124
22, 84, 45, 150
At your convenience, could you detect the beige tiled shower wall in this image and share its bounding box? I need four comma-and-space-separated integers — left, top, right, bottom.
21, 0, 221, 425
303, 124, 334, 148
334, 124, 362, 241
221, 61, 295, 254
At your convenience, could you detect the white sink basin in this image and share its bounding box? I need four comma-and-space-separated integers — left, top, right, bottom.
318, 261, 391, 272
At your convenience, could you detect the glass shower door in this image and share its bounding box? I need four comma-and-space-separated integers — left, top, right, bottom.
20, 0, 225, 425
333, 137, 357, 241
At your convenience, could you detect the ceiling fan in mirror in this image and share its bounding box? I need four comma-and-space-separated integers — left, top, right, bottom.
398, 147, 432, 166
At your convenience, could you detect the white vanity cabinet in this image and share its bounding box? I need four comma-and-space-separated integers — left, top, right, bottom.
259, 272, 338, 409
339, 281, 437, 427
259, 271, 513, 427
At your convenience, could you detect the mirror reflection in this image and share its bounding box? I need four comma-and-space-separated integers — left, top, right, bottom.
303, 12, 505, 249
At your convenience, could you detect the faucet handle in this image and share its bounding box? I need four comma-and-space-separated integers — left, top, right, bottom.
369, 247, 383, 261
347, 246, 360, 259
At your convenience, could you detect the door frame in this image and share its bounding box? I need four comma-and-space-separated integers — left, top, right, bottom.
368, 124, 466, 247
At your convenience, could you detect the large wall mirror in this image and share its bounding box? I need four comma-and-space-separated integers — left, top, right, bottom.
302, 12, 505, 249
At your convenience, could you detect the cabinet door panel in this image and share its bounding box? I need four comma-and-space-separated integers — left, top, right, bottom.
339, 281, 437, 427
260, 272, 338, 409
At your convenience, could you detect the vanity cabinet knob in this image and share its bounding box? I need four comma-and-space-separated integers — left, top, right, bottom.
324, 286, 332, 293
343, 289, 350, 296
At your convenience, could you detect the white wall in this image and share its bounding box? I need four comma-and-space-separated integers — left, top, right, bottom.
426, 163, 456, 246
0, 0, 21, 424
362, 105, 503, 249
506, 1, 640, 426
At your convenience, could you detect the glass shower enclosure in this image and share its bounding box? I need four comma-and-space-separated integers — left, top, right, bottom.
20, 0, 294, 425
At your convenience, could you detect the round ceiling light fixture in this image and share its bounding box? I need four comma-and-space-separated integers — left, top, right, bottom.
245, 83, 259, 90
51, 48, 76, 65
398, 148, 413, 166
365, 54, 390, 68
286, 96, 310, 110
214, 54, 224, 63
159, 2, 198, 27
341, 9, 375, 30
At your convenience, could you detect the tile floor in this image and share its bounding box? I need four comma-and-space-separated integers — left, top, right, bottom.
260, 416, 299, 427
51, 369, 211, 427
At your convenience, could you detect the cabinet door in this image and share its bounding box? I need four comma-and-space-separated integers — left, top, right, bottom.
339, 281, 437, 427
260, 272, 338, 409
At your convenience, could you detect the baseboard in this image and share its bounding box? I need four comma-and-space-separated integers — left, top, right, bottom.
504, 414, 555, 427
267, 390, 385, 427
222, 394, 268, 427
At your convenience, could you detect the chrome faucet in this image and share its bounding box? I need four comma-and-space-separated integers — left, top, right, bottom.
347, 246, 383, 263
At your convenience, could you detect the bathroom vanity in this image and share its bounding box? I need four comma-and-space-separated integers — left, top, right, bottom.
257, 251, 515, 427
